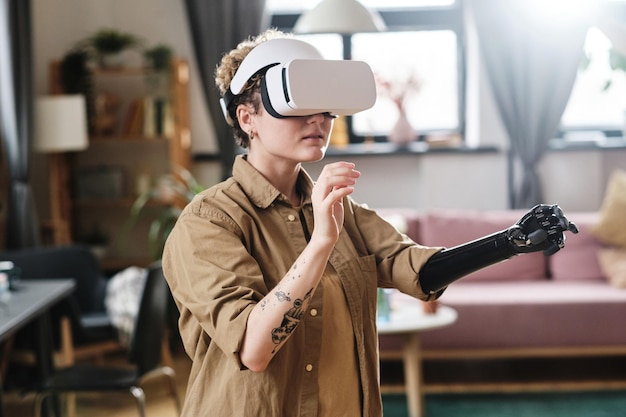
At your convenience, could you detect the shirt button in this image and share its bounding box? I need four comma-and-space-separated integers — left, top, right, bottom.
309, 309, 318, 317
305, 364, 313, 372
287, 214, 296, 221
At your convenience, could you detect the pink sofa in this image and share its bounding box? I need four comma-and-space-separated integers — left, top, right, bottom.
378, 209, 626, 358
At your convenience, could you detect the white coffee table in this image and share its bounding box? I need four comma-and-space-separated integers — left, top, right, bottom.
378, 300, 458, 417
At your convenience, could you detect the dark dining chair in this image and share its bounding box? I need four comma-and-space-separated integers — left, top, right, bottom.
1, 245, 122, 372
33, 260, 181, 417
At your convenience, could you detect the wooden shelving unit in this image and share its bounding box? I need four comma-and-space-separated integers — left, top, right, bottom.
47, 58, 191, 272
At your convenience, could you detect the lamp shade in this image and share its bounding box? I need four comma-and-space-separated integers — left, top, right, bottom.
34, 95, 88, 152
293, 0, 386, 34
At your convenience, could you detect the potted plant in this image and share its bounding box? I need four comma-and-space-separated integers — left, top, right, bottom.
87, 28, 141, 68
144, 44, 173, 72
144, 44, 174, 103
122, 167, 204, 261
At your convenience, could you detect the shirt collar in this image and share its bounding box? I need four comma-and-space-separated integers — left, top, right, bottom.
233, 155, 314, 209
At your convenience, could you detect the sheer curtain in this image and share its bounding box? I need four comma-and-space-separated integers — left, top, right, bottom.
0, 0, 39, 248
184, 0, 269, 180
469, 0, 590, 208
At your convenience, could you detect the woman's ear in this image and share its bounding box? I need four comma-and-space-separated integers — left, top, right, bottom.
236, 104, 255, 133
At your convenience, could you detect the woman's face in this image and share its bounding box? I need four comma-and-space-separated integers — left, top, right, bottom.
240, 101, 335, 166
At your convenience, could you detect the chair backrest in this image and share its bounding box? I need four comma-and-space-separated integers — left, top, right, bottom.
129, 260, 169, 375
0, 244, 108, 313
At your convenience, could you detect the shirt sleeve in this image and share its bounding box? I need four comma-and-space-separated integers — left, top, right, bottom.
162, 196, 267, 369
347, 201, 444, 300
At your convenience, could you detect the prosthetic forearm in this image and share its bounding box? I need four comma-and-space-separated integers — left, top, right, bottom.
419, 204, 579, 295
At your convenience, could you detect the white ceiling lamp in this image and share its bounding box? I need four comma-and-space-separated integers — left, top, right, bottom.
293, 0, 386, 34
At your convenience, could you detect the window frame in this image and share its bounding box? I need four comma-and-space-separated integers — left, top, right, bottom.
269, 3, 466, 144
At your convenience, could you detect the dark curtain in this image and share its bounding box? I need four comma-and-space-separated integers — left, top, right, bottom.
470, 0, 589, 208
184, 0, 269, 180
0, 0, 39, 249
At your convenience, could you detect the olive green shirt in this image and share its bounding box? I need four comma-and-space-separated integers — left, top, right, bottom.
162, 155, 441, 417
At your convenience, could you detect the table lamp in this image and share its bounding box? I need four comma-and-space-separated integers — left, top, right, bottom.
293, 0, 386, 34
34, 95, 88, 244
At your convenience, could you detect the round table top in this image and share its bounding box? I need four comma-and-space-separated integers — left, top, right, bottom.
377, 304, 458, 334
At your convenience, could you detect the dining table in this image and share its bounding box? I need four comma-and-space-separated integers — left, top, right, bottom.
0, 278, 75, 417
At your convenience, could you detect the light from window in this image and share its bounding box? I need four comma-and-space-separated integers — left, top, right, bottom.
292, 33, 344, 60
351, 31, 459, 136
266, 0, 455, 13
562, 27, 626, 131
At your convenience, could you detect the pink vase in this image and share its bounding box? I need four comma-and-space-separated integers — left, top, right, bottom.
387, 108, 417, 145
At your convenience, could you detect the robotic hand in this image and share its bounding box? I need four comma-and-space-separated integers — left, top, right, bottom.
419, 204, 578, 297
506, 204, 578, 256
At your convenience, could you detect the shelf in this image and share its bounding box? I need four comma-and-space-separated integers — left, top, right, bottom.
90, 66, 154, 76
73, 198, 172, 209
46, 57, 190, 261
88, 136, 171, 144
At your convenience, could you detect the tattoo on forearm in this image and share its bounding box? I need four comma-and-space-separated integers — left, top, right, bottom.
275, 290, 291, 302
271, 288, 313, 352
289, 258, 304, 280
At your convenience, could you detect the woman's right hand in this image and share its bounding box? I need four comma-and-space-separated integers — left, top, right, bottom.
310, 161, 360, 247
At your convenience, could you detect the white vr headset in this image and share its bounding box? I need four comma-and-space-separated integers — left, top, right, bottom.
220, 38, 376, 123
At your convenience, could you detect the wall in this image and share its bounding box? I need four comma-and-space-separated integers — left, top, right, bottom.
30, 0, 626, 218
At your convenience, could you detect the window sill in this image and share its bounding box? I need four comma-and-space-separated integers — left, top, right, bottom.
548, 137, 626, 152
324, 141, 498, 157
193, 142, 499, 161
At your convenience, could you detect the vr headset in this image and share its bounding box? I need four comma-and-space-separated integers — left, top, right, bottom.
220, 38, 376, 123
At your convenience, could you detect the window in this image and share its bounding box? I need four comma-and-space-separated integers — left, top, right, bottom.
561, 1, 626, 138
267, 0, 465, 143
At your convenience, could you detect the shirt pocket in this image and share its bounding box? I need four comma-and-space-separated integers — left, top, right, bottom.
334, 253, 378, 327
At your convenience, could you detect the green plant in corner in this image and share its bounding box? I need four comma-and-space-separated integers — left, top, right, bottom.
84, 28, 142, 68
89, 28, 141, 54
122, 167, 204, 261
144, 44, 173, 72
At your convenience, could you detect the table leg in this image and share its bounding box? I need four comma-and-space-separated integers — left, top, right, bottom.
402, 333, 424, 417
34, 313, 60, 417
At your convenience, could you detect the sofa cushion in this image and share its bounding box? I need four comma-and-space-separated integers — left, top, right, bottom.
598, 247, 626, 288
549, 212, 605, 282
420, 281, 626, 350
418, 210, 547, 282
591, 169, 626, 248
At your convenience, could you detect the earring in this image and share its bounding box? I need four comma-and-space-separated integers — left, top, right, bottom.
249, 131, 255, 141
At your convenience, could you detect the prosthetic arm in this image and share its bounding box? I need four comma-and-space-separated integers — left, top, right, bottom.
419, 204, 579, 296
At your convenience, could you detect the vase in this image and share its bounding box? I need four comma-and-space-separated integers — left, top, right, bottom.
387, 108, 417, 145
99, 52, 125, 68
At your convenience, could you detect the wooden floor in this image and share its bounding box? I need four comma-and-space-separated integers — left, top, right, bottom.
4, 352, 192, 417
6, 349, 626, 416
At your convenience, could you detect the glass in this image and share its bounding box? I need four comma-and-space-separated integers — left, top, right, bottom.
377, 288, 392, 322
0, 260, 20, 291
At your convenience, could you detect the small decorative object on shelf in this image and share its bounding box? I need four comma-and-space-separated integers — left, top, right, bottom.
376, 71, 421, 145
387, 108, 417, 145
93, 92, 121, 136
144, 44, 173, 72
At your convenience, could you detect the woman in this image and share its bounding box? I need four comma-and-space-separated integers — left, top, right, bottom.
162, 29, 576, 417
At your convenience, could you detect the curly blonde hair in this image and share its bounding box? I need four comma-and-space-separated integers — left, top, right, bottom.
215, 29, 290, 148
